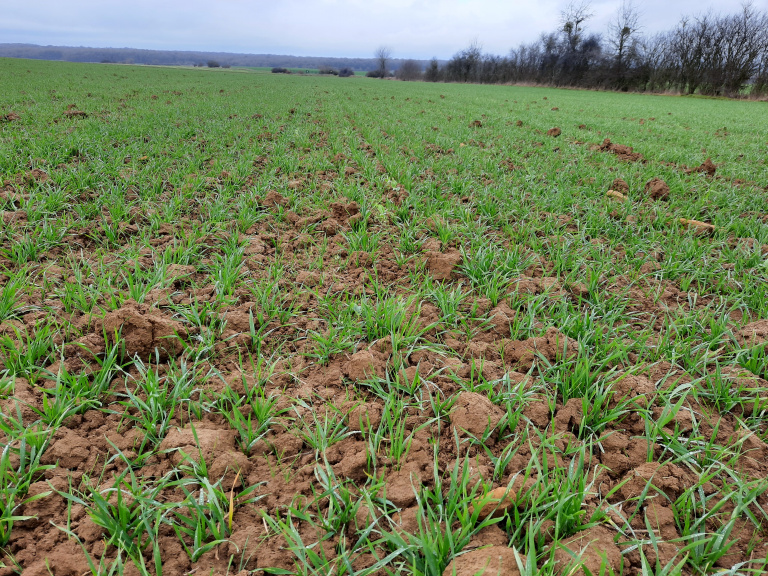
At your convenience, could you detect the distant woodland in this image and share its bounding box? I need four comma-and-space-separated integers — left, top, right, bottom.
0, 43, 428, 72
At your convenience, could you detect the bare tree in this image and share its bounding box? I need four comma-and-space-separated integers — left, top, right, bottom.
445, 39, 483, 82
717, 2, 768, 96
396, 59, 423, 81
560, 1, 594, 53
424, 57, 442, 82
608, 0, 642, 80
374, 46, 392, 78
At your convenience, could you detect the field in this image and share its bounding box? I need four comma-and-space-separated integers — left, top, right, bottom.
2, 57, 768, 576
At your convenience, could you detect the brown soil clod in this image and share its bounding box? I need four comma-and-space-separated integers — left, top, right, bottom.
487, 302, 517, 338
443, 546, 523, 576
1, 111, 20, 122
687, 157, 717, 177
619, 461, 693, 502
553, 526, 622, 576
385, 469, 420, 508
610, 178, 629, 195
736, 319, 768, 348
451, 391, 505, 438
502, 327, 579, 371
343, 349, 387, 381
330, 200, 360, 222
547, 127, 561, 137
99, 300, 188, 360
471, 475, 536, 520
426, 249, 462, 281
595, 138, 644, 162
469, 120, 483, 128
515, 120, 523, 127
63, 109, 88, 119
643, 177, 670, 200
264, 190, 289, 208
19, 169, 51, 185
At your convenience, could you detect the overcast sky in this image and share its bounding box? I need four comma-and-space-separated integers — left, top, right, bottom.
3, 0, 765, 60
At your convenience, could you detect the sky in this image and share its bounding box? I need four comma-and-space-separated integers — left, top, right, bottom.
3, 0, 765, 60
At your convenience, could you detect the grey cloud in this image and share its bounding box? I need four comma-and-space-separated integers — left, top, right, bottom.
3, 0, 761, 59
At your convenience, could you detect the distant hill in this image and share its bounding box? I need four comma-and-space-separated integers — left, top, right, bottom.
0, 43, 433, 71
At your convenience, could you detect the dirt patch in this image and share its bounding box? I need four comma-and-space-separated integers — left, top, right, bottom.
471, 475, 536, 520
444, 546, 522, 576
330, 200, 360, 222
264, 190, 289, 208
343, 349, 388, 381
553, 526, 622, 576
611, 374, 655, 406
594, 138, 644, 162
25, 169, 50, 184
619, 461, 694, 502
385, 469, 420, 507
687, 157, 717, 176
610, 178, 629, 195
736, 319, 768, 348
645, 500, 678, 540
426, 250, 462, 281
451, 391, 505, 437
1, 112, 21, 122
502, 327, 579, 371
486, 303, 516, 338
599, 432, 650, 477
63, 109, 88, 119
643, 177, 670, 200
547, 127, 561, 137
98, 300, 188, 360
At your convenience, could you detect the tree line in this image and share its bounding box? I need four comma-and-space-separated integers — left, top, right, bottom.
397, 1, 768, 97
0, 43, 431, 73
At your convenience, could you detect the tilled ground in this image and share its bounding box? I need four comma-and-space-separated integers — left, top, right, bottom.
2, 59, 768, 576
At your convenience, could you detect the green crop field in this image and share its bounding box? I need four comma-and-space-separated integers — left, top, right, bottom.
2, 57, 768, 575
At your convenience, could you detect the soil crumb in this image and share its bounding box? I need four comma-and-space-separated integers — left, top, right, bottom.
643, 177, 670, 200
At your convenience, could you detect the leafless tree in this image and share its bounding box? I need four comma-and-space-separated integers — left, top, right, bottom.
424, 58, 442, 82
445, 39, 483, 82
560, 1, 593, 53
374, 46, 392, 77
396, 59, 422, 81
716, 2, 768, 96
608, 0, 642, 80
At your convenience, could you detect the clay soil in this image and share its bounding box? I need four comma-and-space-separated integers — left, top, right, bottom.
2, 59, 768, 576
